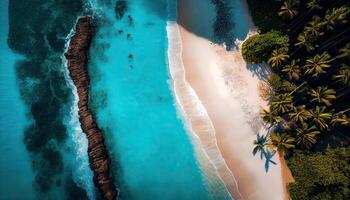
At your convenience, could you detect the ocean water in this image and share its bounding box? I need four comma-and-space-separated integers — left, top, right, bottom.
88, 0, 223, 199
0, 0, 35, 199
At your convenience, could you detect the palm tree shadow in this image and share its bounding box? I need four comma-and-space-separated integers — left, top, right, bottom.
264, 150, 277, 172
246, 62, 271, 80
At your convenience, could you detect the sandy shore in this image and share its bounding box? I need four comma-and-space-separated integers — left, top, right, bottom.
175, 0, 293, 199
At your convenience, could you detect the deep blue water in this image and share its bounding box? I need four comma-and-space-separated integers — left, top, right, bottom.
0, 0, 35, 199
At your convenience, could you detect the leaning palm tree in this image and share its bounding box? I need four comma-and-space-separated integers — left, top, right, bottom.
268, 49, 289, 68
289, 105, 312, 124
309, 86, 336, 106
306, 0, 322, 10
295, 124, 320, 149
282, 59, 301, 80
322, 6, 350, 30
260, 109, 281, 127
332, 64, 350, 86
278, 0, 299, 20
271, 94, 293, 114
269, 132, 295, 157
253, 134, 269, 159
295, 33, 315, 52
310, 106, 332, 129
304, 52, 331, 77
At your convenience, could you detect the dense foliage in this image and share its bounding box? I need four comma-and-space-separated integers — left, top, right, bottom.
242, 31, 289, 63
245, 0, 350, 199
287, 148, 350, 200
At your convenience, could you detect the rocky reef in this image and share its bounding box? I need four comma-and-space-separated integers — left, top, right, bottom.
65, 16, 118, 200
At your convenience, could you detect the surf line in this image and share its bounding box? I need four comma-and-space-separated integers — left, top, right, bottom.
64, 16, 118, 200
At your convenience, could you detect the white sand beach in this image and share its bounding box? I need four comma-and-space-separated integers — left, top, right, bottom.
173, 0, 293, 199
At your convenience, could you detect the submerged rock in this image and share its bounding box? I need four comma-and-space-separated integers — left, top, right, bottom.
65, 16, 118, 200
115, 1, 127, 19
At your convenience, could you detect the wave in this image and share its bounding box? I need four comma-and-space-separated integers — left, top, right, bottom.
61, 26, 96, 200
165, 1, 242, 199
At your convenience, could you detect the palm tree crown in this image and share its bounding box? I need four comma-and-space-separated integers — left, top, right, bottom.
268, 49, 290, 68
282, 59, 301, 80
304, 52, 331, 77
332, 65, 350, 86
309, 86, 336, 106
289, 105, 312, 124
278, 0, 299, 20
295, 124, 320, 149
269, 133, 295, 157
311, 106, 332, 129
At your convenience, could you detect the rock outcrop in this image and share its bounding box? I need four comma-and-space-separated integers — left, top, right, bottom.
65, 16, 118, 200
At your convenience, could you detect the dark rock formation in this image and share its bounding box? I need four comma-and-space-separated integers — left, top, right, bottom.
65, 16, 118, 200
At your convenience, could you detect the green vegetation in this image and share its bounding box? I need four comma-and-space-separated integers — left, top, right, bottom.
242, 31, 289, 63
246, 0, 350, 199
287, 148, 350, 200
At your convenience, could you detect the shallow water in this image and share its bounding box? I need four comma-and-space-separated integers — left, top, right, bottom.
88, 0, 226, 199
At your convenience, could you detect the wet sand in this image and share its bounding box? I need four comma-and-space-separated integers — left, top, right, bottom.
176, 0, 292, 199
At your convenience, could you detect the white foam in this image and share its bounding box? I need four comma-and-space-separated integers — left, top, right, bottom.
165, 1, 242, 199
61, 26, 96, 200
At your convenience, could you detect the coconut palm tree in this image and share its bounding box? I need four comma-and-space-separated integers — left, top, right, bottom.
305, 16, 324, 37
269, 132, 295, 157
336, 43, 350, 59
310, 106, 332, 129
253, 134, 269, 159
306, 0, 322, 11
289, 105, 312, 124
268, 49, 290, 68
295, 124, 320, 149
278, 0, 299, 20
309, 86, 336, 106
323, 6, 350, 30
295, 33, 315, 52
282, 59, 301, 80
271, 93, 293, 114
260, 109, 282, 127
304, 52, 331, 77
332, 65, 350, 86
331, 113, 350, 126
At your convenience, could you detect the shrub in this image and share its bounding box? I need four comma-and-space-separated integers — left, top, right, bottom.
242, 31, 289, 63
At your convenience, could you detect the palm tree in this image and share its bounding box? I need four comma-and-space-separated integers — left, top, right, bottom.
282, 59, 301, 80
332, 64, 350, 86
304, 52, 331, 77
310, 106, 332, 129
271, 94, 293, 114
323, 6, 350, 30
269, 132, 295, 157
260, 109, 281, 127
336, 43, 350, 59
306, 0, 321, 10
295, 124, 320, 149
295, 33, 315, 52
253, 134, 269, 159
304, 16, 324, 37
268, 49, 289, 68
278, 0, 299, 20
289, 105, 312, 124
331, 113, 350, 126
309, 86, 336, 106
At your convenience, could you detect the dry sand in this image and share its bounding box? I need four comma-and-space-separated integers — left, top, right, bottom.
173, 0, 294, 199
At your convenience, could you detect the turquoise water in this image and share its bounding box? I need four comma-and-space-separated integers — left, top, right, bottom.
88, 1, 215, 199
0, 0, 35, 199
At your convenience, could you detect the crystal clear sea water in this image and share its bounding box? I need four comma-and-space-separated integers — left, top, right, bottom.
0, 0, 251, 199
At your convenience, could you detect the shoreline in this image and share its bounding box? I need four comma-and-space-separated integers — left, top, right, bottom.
176, 0, 290, 199
65, 16, 118, 200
